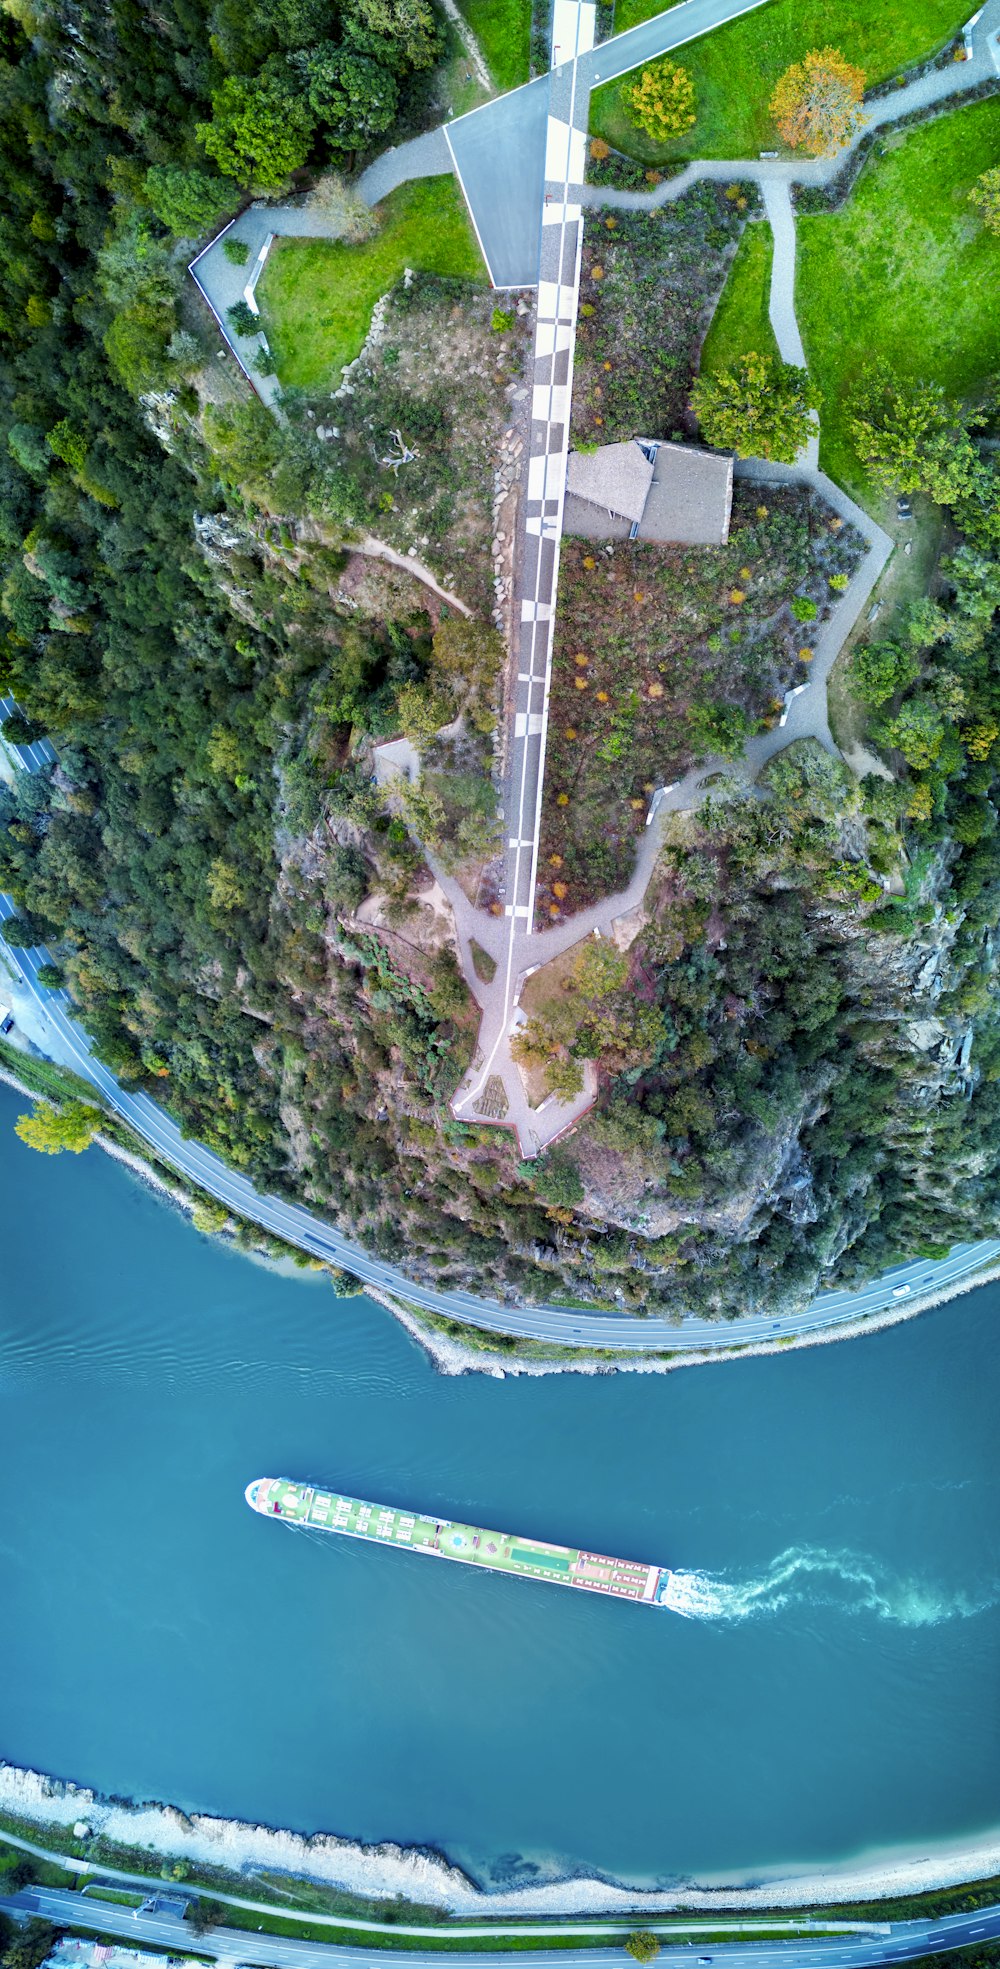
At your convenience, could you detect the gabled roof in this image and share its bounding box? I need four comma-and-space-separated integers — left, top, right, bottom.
641, 442, 734, 548
564, 439, 734, 546
565, 440, 654, 525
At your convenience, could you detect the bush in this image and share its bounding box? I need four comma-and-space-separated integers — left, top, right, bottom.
529, 1151, 584, 1207
791, 595, 818, 622
223, 236, 250, 265
491, 306, 515, 332
227, 299, 259, 337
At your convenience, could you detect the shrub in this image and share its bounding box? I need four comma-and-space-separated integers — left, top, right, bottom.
227, 299, 259, 337
223, 236, 250, 265
970, 166, 1000, 236
791, 595, 818, 622
491, 306, 515, 332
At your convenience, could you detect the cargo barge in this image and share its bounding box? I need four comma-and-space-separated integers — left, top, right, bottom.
245, 1477, 675, 1608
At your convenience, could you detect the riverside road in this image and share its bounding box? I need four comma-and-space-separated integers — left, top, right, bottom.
3, 904, 1000, 1351
4, 1887, 1000, 1967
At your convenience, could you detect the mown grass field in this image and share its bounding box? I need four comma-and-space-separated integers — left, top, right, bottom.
699, 219, 778, 374
591, 0, 972, 164
257, 179, 486, 392
797, 95, 1000, 494
457, 0, 531, 92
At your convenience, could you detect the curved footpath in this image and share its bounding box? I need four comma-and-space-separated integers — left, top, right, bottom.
3, 1885, 1000, 1968
3, 900, 1000, 1354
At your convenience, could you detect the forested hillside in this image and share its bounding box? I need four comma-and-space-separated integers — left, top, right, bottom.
4, 0, 1000, 1324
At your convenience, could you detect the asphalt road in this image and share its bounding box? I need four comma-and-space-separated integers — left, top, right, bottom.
2, 899, 1000, 1351
4, 1886, 1000, 1967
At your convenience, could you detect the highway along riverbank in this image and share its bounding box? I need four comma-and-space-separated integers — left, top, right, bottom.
2, 1077, 999, 1908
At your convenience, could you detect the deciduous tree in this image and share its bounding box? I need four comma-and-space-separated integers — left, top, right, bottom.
144, 165, 237, 236
623, 60, 696, 144
691, 351, 819, 462
198, 70, 316, 190
770, 46, 865, 156
848, 363, 981, 503
625, 1935, 661, 1964
293, 44, 398, 148
847, 639, 919, 708
14, 1099, 100, 1155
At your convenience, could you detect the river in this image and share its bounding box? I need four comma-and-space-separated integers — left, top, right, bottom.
1, 1080, 998, 1896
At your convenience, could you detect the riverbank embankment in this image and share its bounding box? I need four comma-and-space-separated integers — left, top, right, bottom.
2, 1763, 1000, 1918
1, 992, 1000, 1378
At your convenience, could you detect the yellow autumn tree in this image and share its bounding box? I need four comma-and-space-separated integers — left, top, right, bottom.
15, 1099, 100, 1156
623, 60, 696, 144
770, 47, 865, 157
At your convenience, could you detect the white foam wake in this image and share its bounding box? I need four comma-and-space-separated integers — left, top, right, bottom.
660, 1546, 996, 1626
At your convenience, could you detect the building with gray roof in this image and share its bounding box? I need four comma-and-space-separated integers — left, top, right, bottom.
564, 437, 733, 547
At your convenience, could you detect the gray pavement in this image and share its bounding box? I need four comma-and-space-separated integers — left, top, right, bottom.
445, 76, 551, 287
5, 1884, 1000, 1968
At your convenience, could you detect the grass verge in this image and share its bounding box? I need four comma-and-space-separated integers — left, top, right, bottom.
700, 219, 778, 374
469, 938, 497, 983
257, 179, 486, 392
456, 0, 531, 91
797, 95, 1000, 497
0, 1036, 108, 1110
590, 0, 971, 165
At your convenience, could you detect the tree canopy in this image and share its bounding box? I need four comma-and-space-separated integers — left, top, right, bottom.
624, 61, 696, 144
849, 363, 982, 503
198, 69, 316, 189
14, 1100, 101, 1155
692, 351, 819, 462
770, 45, 866, 156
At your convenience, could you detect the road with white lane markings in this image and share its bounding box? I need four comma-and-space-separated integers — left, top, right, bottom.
3, 896, 1000, 1352
3, 1885, 1000, 1969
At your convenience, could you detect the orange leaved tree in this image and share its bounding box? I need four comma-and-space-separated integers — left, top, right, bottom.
770, 46, 865, 157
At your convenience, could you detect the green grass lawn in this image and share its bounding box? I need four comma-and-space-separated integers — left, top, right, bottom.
699, 219, 778, 375
457, 0, 531, 91
591, 0, 971, 164
797, 95, 1000, 495
257, 178, 486, 393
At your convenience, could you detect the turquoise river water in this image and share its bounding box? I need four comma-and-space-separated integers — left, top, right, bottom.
1, 1080, 999, 1893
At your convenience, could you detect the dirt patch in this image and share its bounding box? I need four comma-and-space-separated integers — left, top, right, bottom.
316, 277, 531, 616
